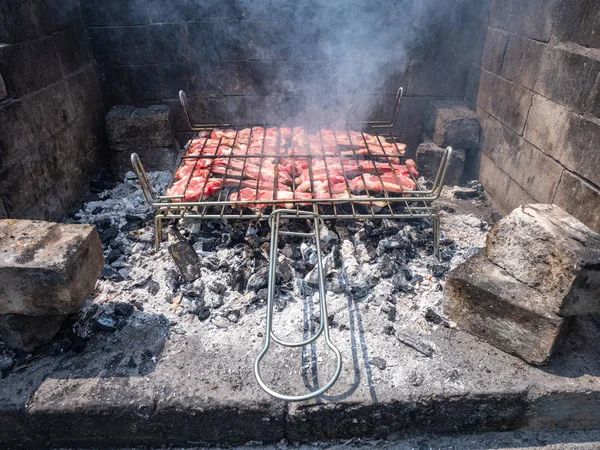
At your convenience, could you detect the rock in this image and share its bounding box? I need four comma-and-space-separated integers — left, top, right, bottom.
369, 357, 387, 370
444, 251, 572, 365
247, 267, 269, 292
0, 314, 68, 352
0, 220, 104, 316
396, 330, 435, 357
453, 187, 484, 200
486, 204, 600, 316
424, 100, 481, 149
416, 138, 466, 185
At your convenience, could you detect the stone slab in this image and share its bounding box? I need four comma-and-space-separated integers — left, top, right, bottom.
477, 70, 533, 135
1, 303, 600, 447
444, 251, 571, 365
424, 100, 481, 149
486, 204, 600, 316
0, 314, 67, 352
106, 104, 173, 152
555, 0, 600, 50
416, 139, 465, 186
0, 220, 104, 316
490, 0, 559, 42
0, 72, 6, 100
482, 27, 509, 75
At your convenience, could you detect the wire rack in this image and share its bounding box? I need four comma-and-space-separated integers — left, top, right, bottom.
131, 89, 452, 402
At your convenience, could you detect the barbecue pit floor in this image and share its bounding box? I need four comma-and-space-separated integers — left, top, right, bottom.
1, 178, 600, 448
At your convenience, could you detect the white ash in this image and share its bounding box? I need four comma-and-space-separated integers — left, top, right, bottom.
66, 172, 491, 347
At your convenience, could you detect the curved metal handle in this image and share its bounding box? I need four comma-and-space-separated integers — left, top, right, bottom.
131, 153, 158, 205
254, 209, 342, 402
429, 146, 453, 199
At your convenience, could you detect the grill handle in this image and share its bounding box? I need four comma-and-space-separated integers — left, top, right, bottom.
131, 153, 158, 205
429, 146, 453, 198
255, 209, 343, 402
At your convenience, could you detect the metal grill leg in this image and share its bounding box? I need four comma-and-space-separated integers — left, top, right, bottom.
154, 212, 164, 252
433, 215, 440, 259
254, 209, 342, 402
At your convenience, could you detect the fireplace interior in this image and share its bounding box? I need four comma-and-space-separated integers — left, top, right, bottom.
1, 0, 600, 446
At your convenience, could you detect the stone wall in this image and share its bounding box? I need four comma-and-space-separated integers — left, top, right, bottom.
468, 0, 600, 233
0, 1, 106, 220
80, 0, 489, 152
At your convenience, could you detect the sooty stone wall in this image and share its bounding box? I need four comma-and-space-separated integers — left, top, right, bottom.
0, 0, 106, 220
80, 0, 489, 152
468, 0, 600, 233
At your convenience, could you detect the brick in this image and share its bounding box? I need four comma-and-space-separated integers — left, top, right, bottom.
477, 70, 533, 134
147, 23, 188, 64
554, 115, 600, 188
0, 38, 62, 97
554, 171, 600, 234
500, 35, 546, 91
424, 100, 481, 149
0, 314, 67, 352
486, 204, 600, 317
534, 44, 600, 113
416, 139, 465, 185
80, 0, 149, 26
159, 63, 192, 98
187, 21, 223, 62
523, 95, 569, 158
106, 104, 173, 152
53, 24, 91, 76
482, 118, 563, 203
444, 251, 571, 365
490, 0, 559, 42
0, 220, 104, 316
406, 61, 470, 97
221, 21, 293, 61
482, 27, 508, 75
87, 26, 154, 66
555, 0, 600, 49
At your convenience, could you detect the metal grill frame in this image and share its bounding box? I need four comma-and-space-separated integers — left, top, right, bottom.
132, 89, 453, 256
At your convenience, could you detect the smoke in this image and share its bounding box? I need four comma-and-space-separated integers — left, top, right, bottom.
225, 0, 474, 125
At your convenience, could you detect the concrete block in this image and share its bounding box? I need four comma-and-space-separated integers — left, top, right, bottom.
477, 70, 533, 135
555, 0, 600, 49
106, 105, 173, 152
0, 220, 104, 316
444, 251, 571, 365
523, 95, 570, 158
424, 100, 481, 149
482, 27, 509, 75
535, 44, 600, 113
553, 170, 600, 235
490, 0, 559, 42
482, 118, 563, 203
0, 314, 67, 352
554, 114, 600, 188
111, 142, 179, 180
416, 139, 465, 185
486, 204, 600, 316
500, 35, 546, 91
